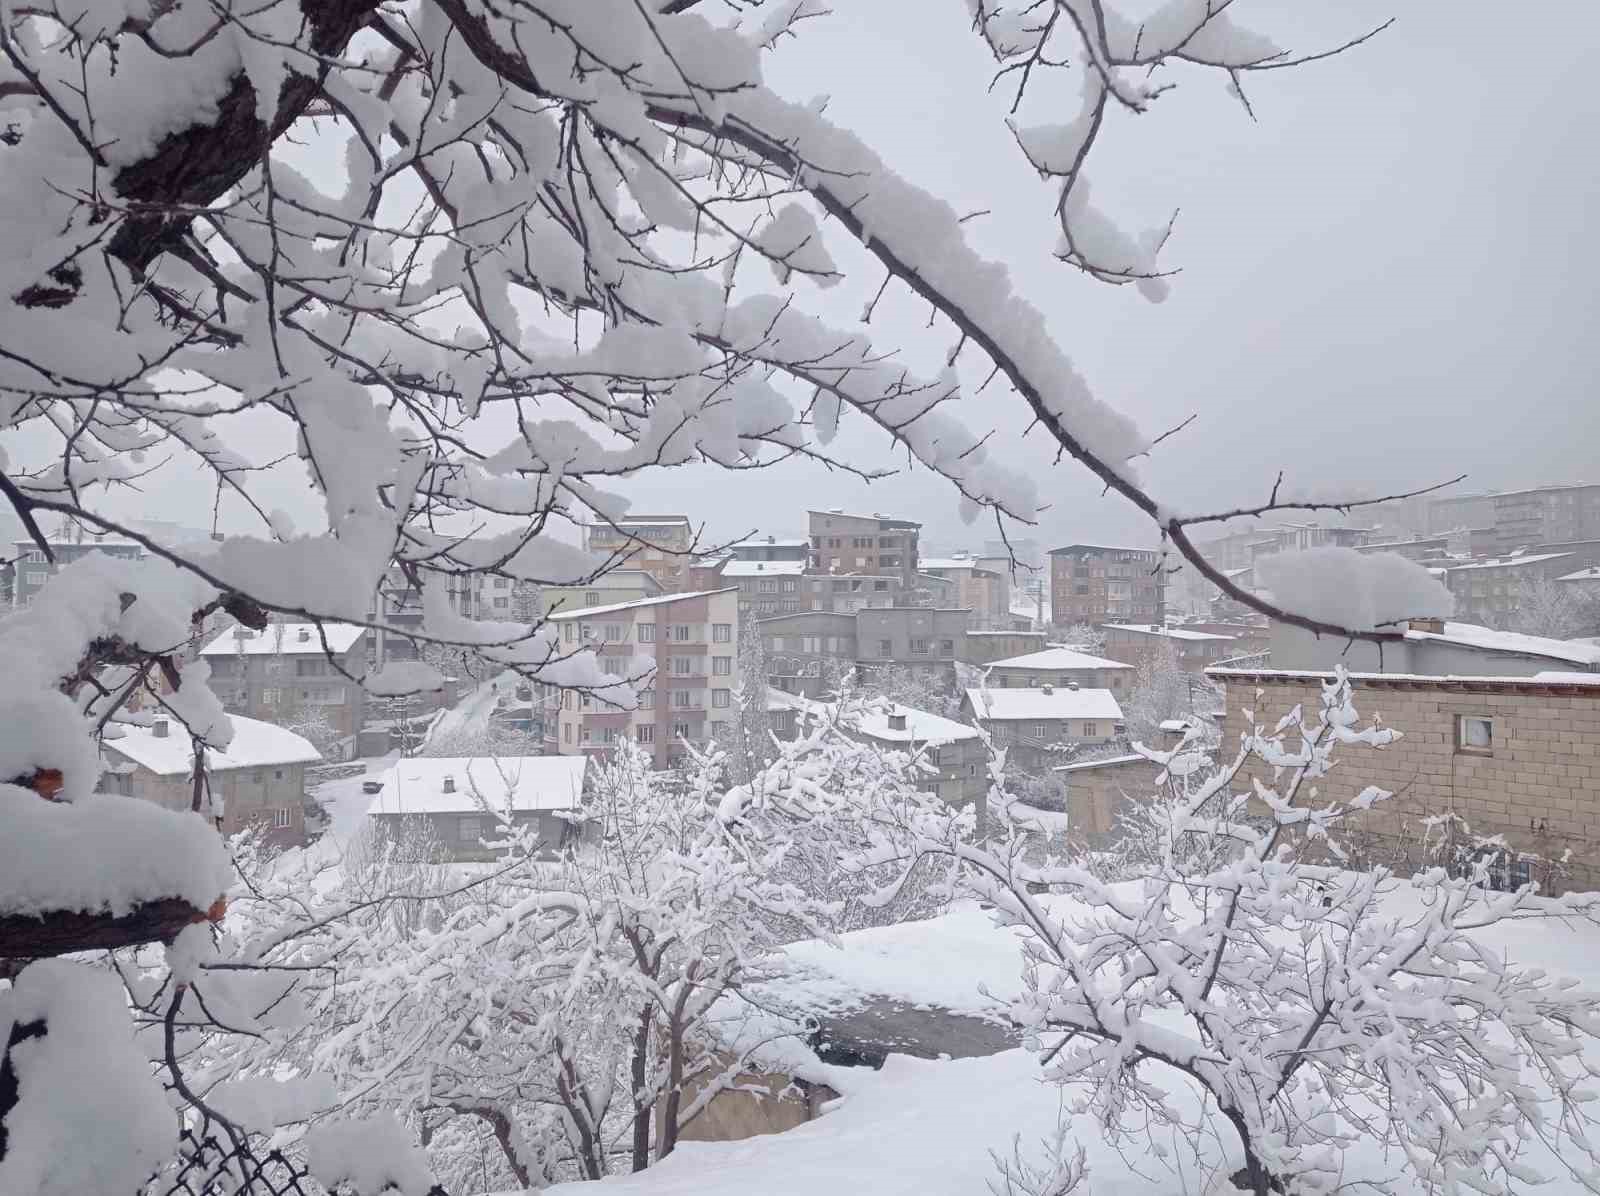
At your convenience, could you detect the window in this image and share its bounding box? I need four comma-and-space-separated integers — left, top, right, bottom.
712, 689, 731, 708
713, 656, 732, 676
638, 724, 655, 743
639, 623, 656, 642
713, 623, 732, 643
711, 720, 728, 737
272, 808, 292, 829
580, 726, 592, 744
879, 638, 893, 657
273, 769, 284, 780
640, 687, 656, 707
759, 579, 777, 593
261, 688, 280, 705
672, 721, 690, 739
296, 658, 324, 676
910, 638, 928, 654
939, 638, 955, 656
780, 578, 797, 593
673, 690, 692, 708
1456, 715, 1493, 754
604, 623, 624, 641
564, 623, 577, 643
460, 815, 483, 842
564, 723, 572, 743
1083, 722, 1097, 738
580, 693, 592, 709
493, 597, 509, 609
673, 624, 692, 642
1032, 723, 1048, 739
601, 726, 619, 745
586, 590, 601, 605
251, 769, 264, 782
873, 580, 889, 592
673, 656, 693, 675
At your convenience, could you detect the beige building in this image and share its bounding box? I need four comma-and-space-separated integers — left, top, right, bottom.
1054, 754, 1166, 841
1099, 623, 1237, 672
101, 714, 320, 846
982, 647, 1134, 699
1208, 667, 1600, 893
919, 555, 1008, 629
963, 685, 1123, 773
543, 588, 740, 769
808, 509, 921, 591
536, 569, 663, 618
1049, 544, 1165, 627
583, 515, 695, 592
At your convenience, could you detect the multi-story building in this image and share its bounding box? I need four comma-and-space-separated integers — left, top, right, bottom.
582, 515, 695, 591
1048, 544, 1165, 628
543, 588, 740, 769
759, 611, 859, 698
11, 533, 144, 607
854, 607, 969, 681
100, 714, 320, 847
1099, 623, 1238, 672
807, 571, 907, 613
200, 623, 369, 741
1443, 552, 1577, 626
982, 647, 1134, 699
965, 629, 1049, 665
727, 535, 810, 564
1427, 491, 1501, 535
536, 569, 663, 619
1354, 536, 1454, 565
1489, 483, 1600, 552
808, 509, 920, 591
962, 684, 1124, 773
919, 554, 1008, 629
721, 559, 809, 618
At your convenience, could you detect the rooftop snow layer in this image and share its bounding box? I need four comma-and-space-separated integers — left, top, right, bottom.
104, 714, 321, 775
965, 687, 1122, 722
200, 622, 365, 656
365, 755, 588, 815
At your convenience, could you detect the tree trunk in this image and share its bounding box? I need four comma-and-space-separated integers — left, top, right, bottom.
631, 1006, 654, 1172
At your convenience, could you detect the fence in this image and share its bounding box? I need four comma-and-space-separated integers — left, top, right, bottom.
146, 1126, 448, 1196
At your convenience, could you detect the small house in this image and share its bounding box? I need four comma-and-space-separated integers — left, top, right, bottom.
364, 756, 590, 861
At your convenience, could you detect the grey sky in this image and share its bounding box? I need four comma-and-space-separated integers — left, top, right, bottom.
15, 0, 1596, 556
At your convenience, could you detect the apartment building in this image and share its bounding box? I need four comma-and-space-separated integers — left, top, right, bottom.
808, 509, 920, 590
536, 569, 662, 619
1048, 544, 1165, 627
963, 684, 1123, 773
11, 533, 144, 607
582, 515, 695, 591
854, 607, 969, 681
543, 588, 740, 769
965, 629, 1049, 665
1490, 483, 1600, 552
1427, 491, 1501, 534
982, 647, 1134, 698
808, 571, 907, 613
919, 554, 1008, 629
727, 535, 810, 564
1443, 553, 1577, 626
1098, 623, 1237, 672
200, 622, 369, 739
1208, 667, 1600, 893
759, 611, 858, 697
100, 714, 320, 847
722, 559, 809, 618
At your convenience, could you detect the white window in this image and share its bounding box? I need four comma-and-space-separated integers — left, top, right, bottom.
712, 689, 730, 708
601, 726, 619, 744
640, 687, 656, 707
637, 724, 656, 744
638, 623, 656, 642
493, 577, 509, 589
780, 578, 797, 592
261, 688, 280, 705
586, 590, 601, 605
604, 623, 624, 642
1083, 722, 1097, 738
758, 579, 777, 594
1456, 715, 1493, 754
673, 690, 692, 708
580, 725, 592, 743
712, 623, 732, 643
1032, 722, 1048, 739
713, 656, 731, 676
564, 623, 576, 643
672, 624, 692, 642
272, 807, 292, 829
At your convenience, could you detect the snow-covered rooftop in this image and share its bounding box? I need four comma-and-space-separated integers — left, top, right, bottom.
918, 557, 995, 573
986, 647, 1131, 672
546, 587, 737, 620
1100, 623, 1234, 642
1559, 567, 1600, 582
730, 536, 808, 549
721, 560, 807, 577
767, 690, 979, 745
103, 715, 321, 776
1405, 621, 1600, 667
965, 687, 1122, 722
1445, 552, 1574, 572
365, 756, 588, 816
1053, 753, 1146, 773
200, 622, 365, 657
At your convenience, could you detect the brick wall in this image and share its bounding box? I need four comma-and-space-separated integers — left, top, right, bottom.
1217, 673, 1600, 892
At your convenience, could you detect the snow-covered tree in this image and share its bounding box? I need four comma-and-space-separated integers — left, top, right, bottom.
1060, 623, 1107, 655
1510, 576, 1598, 640
1122, 637, 1202, 746
879, 672, 1600, 1196
860, 663, 962, 719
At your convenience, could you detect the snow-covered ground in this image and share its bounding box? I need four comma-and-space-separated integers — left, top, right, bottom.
311, 757, 398, 847
534, 892, 1600, 1196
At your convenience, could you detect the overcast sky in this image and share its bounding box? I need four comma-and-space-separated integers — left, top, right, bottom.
19, 0, 1597, 555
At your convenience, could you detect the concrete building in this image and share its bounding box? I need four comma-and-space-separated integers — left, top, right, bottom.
11, 533, 144, 607
536, 569, 663, 619
965, 629, 1049, 665
1048, 544, 1165, 628
963, 684, 1123, 772
982, 647, 1134, 699
1354, 536, 1454, 564
807, 571, 909, 613
200, 622, 369, 741
543, 588, 740, 769
1099, 623, 1238, 672
919, 554, 1008, 629
101, 714, 320, 847
759, 610, 858, 698
1208, 667, 1600, 893
364, 755, 590, 862
1427, 491, 1502, 535
722, 559, 809, 618
1054, 754, 1166, 842
727, 535, 810, 564
1490, 483, 1600, 553
1442, 553, 1578, 627
583, 515, 695, 591
808, 510, 921, 591
1266, 617, 1600, 678
1558, 566, 1600, 603
855, 607, 969, 681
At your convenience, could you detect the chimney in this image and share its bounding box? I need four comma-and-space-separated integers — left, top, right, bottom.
442, 775, 456, 794
767, 535, 775, 544
1042, 684, 1054, 696
888, 711, 908, 732
1409, 617, 1445, 635
757, 562, 765, 571
297, 627, 311, 642
153, 718, 169, 738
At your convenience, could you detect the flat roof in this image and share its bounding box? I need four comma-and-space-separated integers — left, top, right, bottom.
1444, 552, 1574, 572
986, 647, 1132, 671
721, 560, 806, 577
1049, 543, 1159, 556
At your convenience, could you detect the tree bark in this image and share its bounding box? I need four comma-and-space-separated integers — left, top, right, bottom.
0, 896, 222, 960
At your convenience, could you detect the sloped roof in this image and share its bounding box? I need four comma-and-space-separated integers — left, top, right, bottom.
1100, 624, 1234, 642
365, 756, 588, 816
986, 647, 1131, 672
103, 715, 321, 776
200, 622, 365, 657
1405, 622, 1600, 667
964, 687, 1123, 722
546, 587, 737, 620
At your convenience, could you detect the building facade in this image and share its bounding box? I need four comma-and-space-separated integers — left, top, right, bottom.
582, 515, 695, 591
962, 685, 1123, 773
1048, 544, 1165, 628
1098, 623, 1237, 672
964, 629, 1049, 665
808, 510, 921, 591
727, 536, 810, 564
11, 534, 145, 607
544, 588, 741, 769
983, 647, 1134, 698
854, 607, 969, 680
759, 610, 858, 698
201, 623, 369, 740
1444, 553, 1579, 626
919, 555, 1008, 629
100, 714, 320, 847
722, 559, 809, 618
1490, 483, 1600, 553
1266, 617, 1600, 678
536, 569, 663, 619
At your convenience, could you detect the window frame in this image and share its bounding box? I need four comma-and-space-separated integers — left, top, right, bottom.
1455, 714, 1494, 755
